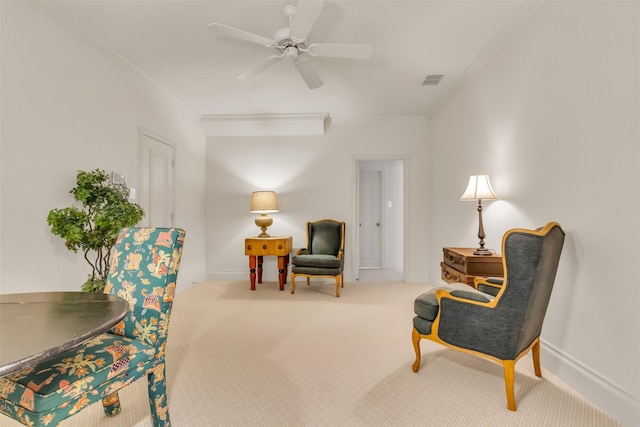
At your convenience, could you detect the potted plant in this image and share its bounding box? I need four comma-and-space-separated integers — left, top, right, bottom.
47, 169, 144, 292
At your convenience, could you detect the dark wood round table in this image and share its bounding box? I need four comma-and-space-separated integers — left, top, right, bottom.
0, 291, 128, 377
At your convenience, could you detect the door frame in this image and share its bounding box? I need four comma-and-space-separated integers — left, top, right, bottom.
353, 155, 409, 282
137, 128, 176, 227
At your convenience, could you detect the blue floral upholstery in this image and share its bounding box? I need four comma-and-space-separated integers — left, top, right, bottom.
0, 227, 185, 427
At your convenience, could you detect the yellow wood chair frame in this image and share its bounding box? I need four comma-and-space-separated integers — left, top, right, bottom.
291, 219, 345, 297
412, 222, 564, 411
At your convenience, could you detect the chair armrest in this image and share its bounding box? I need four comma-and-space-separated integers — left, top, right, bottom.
474, 276, 504, 288
433, 282, 519, 354
435, 283, 494, 305
296, 248, 308, 256
474, 277, 504, 297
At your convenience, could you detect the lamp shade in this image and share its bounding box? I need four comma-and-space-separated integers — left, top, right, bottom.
250, 191, 279, 213
460, 175, 499, 201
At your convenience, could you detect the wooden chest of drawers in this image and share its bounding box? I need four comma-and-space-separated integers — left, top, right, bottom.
441, 247, 503, 287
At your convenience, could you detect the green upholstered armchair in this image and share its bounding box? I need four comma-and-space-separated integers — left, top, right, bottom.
291, 219, 345, 297
412, 222, 565, 411
0, 227, 185, 427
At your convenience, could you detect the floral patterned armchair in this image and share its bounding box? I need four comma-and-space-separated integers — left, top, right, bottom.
0, 227, 185, 427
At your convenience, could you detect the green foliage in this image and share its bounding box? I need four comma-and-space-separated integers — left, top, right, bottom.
47, 169, 144, 292
81, 276, 107, 293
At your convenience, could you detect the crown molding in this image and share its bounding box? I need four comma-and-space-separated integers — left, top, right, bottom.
201, 113, 330, 137
37, 1, 200, 117
463, 0, 546, 76
426, 0, 545, 117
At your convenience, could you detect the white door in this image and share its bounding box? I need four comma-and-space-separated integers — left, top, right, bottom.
138, 132, 175, 227
359, 170, 382, 268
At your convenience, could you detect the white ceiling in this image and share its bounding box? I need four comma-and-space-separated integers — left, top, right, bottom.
44, 0, 538, 118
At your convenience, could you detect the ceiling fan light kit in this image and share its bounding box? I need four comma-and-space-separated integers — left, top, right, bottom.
208, 0, 372, 89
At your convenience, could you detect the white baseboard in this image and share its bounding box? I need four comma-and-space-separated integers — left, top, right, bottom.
207, 271, 249, 281
176, 272, 207, 294
541, 339, 640, 426
206, 271, 356, 283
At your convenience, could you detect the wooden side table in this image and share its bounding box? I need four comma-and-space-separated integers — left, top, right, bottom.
441, 247, 503, 287
245, 236, 293, 291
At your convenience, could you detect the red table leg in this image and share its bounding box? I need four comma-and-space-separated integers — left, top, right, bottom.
278, 255, 289, 291
284, 254, 289, 284
249, 256, 256, 290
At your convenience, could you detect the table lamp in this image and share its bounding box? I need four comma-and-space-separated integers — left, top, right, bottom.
250, 191, 279, 238
460, 175, 499, 255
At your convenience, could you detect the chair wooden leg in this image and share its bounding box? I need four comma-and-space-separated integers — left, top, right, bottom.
306, 277, 310, 286
411, 328, 422, 372
335, 276, 340, 297
532, 338, 542, 377
503, 360, 517, 411
340, 272, 344, 288
102, 392, 121, 416
291, 273, 296, 294
148, 363, 171, 426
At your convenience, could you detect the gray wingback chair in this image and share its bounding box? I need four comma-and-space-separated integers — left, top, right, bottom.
411, 222, 565, 411
291, 219, 345, 297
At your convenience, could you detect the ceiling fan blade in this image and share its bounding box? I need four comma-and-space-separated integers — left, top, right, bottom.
307, 43, 373, 60
208, 23, 274, 47
295, 58, 323, 89
289, 0, 324, 42
238, 54, 284, 81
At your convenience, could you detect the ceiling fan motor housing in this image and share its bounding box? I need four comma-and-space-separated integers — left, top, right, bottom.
274, 27, 305, 47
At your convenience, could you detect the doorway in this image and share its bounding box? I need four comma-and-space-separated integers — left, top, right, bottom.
356, 159, 405, 282
359, 170, 382, 268
138, 130, 175, 227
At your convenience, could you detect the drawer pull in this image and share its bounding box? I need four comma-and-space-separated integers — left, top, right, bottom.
262, 244, 267, 250
247, 245, 252, 250
278, 244, 283, 249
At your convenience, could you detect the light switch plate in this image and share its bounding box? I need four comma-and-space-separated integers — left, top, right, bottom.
111, 172, 127, 185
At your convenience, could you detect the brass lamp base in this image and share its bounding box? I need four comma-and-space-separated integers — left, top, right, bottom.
473, 247, 493, 256
254, 214, 273, 238
473, 200, 493, 255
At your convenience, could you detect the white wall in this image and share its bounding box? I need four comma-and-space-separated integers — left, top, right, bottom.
0, 2, 208, 293
427, 2, 640, 425
205, 117, 427, 283
2, 1, 636, 423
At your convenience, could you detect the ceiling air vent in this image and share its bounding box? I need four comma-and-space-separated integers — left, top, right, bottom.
422, 74, 444, 86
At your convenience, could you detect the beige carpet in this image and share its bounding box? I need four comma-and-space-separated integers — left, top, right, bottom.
1, 279, 620, 426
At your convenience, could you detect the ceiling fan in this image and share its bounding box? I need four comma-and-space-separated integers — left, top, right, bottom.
208, 0, 372, 89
